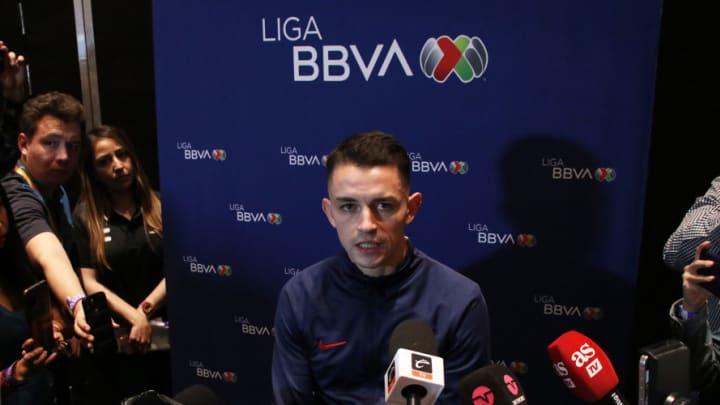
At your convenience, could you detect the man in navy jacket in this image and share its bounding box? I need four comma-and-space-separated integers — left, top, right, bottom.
272, 131, 491, 404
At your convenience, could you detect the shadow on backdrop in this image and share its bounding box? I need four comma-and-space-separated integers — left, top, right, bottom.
462, 135, 636, 403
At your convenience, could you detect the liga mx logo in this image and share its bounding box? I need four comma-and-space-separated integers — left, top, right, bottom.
213, 149, 227, 161
594, 168, 616, 182
268, 213, 283, 225
449, 161, 469, 174
420, 35, 488, 83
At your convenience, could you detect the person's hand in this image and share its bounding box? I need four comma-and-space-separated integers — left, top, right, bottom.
128, 308, 152, 353
682, 241, 715, 311
0, 40, 27, 102
72, 301, 94, 349
51, 321, 70, 356
14, 338, 57, 383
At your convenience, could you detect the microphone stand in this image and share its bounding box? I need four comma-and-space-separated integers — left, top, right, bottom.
402, 385, 428, 405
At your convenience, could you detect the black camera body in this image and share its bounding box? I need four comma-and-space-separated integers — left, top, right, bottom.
639, 339, 691, 405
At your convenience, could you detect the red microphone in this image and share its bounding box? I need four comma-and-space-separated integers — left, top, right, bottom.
547, 330, 628, 404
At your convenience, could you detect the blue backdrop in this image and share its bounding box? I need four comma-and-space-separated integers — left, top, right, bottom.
153, 1, 663, 402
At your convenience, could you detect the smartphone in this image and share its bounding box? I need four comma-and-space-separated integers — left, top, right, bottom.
82, 292, 117, 354
22, 280, 55, 352
698, 249, 720, 297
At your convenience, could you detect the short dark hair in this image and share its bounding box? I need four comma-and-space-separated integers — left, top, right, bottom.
19, 91, 85, 139
325, 131, 411, 188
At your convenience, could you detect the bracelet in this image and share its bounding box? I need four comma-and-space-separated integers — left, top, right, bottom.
139, 300, 153, 315
66, 293, 86, 314
677, 303, 699, 320
1, 361, 18, 388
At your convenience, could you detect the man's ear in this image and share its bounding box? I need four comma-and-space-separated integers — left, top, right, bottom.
321, 198, 337, 228
405, 192, 423, 225
17, 133, 29, 156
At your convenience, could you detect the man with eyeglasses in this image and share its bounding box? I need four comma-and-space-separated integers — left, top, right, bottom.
1, 91, 93, 344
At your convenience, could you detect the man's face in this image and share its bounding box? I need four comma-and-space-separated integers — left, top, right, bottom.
18, 115, 82, 191
322, 164, 422, 277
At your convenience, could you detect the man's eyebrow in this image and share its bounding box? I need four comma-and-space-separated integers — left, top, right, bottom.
42, 133, 81, 141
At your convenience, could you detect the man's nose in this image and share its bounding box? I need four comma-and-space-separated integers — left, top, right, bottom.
55, 143, 69, 161
357, 206, 378, 232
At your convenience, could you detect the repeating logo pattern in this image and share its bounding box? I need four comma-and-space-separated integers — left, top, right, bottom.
582, 307, 604, 320
516, 234, 537, 247
420, 35, 488, 83
509, 361, 529, 375
594, 168, 616, 182
268, 213, 283, 225
213, 149, 227, 161
218, 265, 232, 277
449, 161, 469, 174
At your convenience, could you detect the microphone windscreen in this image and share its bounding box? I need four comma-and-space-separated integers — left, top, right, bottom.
173, 384, 219, 405
458, 364, 528, 405
389, 319, 438, 355
547, 330, 619, 402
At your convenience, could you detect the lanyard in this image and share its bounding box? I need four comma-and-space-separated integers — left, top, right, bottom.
13, 162, 73, 245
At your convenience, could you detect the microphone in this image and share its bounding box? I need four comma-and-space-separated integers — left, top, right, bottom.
173, 384, 219, 405
457, 364, 529, 405
120, 384, 218, 405
547, 330, 628, 404
384, 319, 445, 405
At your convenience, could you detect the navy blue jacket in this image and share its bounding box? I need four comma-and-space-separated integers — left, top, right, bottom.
272, 244, 491, 404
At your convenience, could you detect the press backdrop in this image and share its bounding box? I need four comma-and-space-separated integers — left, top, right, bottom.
152, 1, 663, 402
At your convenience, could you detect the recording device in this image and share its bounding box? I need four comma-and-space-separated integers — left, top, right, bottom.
638, 340, 691, 405
698, 249, 720, 297
547, 330, 628, 404
384, 319, 445, 405
22, 279, 55, 352
82, 291, 117, 354
457, 364, 529, 405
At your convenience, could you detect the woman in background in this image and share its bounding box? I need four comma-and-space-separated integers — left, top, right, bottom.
73, 125, 169, 403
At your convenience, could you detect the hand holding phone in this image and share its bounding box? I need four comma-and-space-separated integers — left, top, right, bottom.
22, 280, 56, 352
82, 292, 118, 355
697, 249, 720, 297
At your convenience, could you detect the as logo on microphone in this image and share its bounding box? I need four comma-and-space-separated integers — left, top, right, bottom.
571, 343, 603, 378
552, 361, 576, 388
410, 353, 433, 380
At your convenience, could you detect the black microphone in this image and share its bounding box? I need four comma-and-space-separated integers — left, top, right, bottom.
384, 319, 445, 405
120, 384, 218, 405
457, 364, 529, 405
173, 384, 219, 405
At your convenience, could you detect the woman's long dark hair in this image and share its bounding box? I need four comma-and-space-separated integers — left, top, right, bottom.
74, 125, 162, 270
